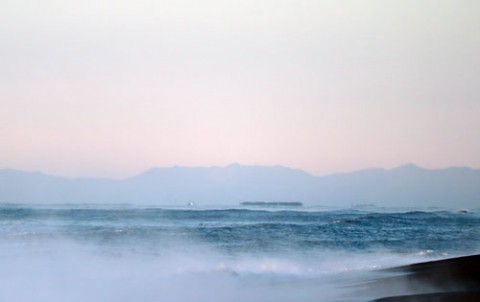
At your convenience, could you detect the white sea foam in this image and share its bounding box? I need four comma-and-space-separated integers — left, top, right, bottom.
0, 235, 446, 302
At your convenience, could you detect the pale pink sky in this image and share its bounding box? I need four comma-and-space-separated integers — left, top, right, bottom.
1, 0, 480, 178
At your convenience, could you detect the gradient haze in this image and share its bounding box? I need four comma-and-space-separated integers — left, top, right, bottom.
1, 0, 479, 178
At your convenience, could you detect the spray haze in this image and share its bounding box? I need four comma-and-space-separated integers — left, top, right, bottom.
0, 227, 448, 302
1, 205, 479, 301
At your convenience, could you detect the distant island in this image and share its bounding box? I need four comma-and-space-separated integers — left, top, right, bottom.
241, 201, 303, 207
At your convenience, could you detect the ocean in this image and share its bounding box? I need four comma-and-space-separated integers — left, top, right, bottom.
1, 204, 479, 302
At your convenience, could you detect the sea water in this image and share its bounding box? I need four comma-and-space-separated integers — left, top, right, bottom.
1, 204, 479, 301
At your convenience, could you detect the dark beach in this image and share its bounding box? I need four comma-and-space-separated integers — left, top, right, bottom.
368, 254, 480, 301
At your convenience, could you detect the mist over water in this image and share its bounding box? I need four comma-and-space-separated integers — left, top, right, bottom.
1, 205, 479, 302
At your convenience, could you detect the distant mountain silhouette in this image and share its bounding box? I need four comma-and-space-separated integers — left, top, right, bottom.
1, 164, 479, 208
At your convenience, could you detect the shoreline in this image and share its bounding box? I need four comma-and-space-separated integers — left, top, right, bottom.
369, 254, 480, 301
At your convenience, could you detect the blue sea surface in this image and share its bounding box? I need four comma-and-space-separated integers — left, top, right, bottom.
1, 204, 479, 301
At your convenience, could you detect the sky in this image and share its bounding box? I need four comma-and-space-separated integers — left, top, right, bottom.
1, 0, 480, 178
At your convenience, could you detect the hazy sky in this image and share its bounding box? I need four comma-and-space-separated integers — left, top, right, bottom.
1, 0, 479, 178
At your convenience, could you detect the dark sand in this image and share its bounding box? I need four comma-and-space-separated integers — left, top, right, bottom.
375, 291, 480, 302
370, 254, 480, 301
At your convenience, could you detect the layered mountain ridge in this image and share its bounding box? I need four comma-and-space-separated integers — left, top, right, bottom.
1, 164, 479, 208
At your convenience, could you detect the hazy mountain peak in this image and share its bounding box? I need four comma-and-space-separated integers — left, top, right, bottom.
392, 163, 423, 171
226, 163, 242, 168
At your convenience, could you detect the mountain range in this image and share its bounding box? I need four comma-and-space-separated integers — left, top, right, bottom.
1, 164, 479, 208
